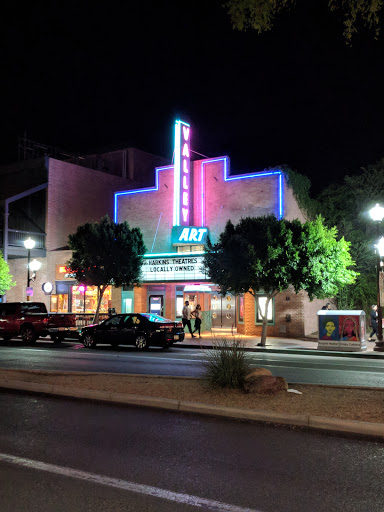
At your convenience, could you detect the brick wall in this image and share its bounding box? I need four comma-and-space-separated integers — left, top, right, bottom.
165, 284, 176, 319
134, 286, 148, 313
7, 256, 50, 307
111, 287, 122, 313
235, 288, 325, 338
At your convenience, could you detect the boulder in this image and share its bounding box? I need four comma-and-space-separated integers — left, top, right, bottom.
244, 375, 288, 395
244, 368, 273, 381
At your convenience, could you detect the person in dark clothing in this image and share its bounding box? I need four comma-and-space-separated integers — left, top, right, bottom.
182, 301, 195, 338
369, 305, 378, 341
192, 304, 202, 338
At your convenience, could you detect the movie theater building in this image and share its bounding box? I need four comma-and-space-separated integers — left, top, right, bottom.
114, 120, 324, 337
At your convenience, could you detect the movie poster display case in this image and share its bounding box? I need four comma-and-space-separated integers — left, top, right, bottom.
317, 310, 367, 351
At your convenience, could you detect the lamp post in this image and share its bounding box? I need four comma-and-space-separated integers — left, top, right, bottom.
29, 258, 42, 280
369, 204, 384, 351
24, 237, 35, 301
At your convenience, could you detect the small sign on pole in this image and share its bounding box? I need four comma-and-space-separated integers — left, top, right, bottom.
26, 287, 33, 297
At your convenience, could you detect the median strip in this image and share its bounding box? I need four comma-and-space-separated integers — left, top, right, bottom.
1, 376, 384, 439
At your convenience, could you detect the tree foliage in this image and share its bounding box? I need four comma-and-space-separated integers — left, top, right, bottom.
67, 216, 146, 322
0, 252, 15, 296
204, 215, 356, 345
224, 0, 384, 43
317, 157, 384, 310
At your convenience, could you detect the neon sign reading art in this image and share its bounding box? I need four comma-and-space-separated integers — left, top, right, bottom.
173, 120, 190, 226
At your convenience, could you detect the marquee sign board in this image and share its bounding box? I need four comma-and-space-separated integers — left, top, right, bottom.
141, 255, 208, 282
171, 226, 209, 246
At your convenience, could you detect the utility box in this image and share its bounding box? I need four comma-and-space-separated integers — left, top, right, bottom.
317, 310, 367, 351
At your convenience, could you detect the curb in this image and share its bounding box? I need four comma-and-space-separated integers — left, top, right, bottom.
176, 343, 384, 359
1, 378, 383, 439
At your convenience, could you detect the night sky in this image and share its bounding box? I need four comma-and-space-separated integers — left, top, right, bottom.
3, 0, 384, 194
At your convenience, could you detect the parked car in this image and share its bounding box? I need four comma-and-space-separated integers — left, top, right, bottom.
80, 313, 185, 349
0, 302, 78, 343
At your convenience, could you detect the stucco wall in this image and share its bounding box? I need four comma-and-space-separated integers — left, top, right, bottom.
116, 167, 174, 254
47, 158, 133, 251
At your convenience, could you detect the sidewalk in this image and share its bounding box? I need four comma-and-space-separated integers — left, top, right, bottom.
175, 329, 384, 358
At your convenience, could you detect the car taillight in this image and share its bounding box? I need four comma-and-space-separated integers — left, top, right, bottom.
176, 322, 183, 328
43, 317, 49, 325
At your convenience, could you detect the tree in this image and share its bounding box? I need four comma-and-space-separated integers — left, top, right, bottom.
224, 0, 384, 43
204, 215, 357, 345
67, 216, 146, 323
316, 158, 384, 311
0, 252, 15, 296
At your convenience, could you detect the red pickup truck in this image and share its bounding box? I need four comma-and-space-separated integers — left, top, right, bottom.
0, 302, 78, 343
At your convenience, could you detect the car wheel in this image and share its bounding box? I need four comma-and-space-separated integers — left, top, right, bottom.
135, 334, 148, 350
21, 326, 36, 344
83, 333, 97, 348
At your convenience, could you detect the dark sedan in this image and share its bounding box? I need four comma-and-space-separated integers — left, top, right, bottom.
80, 313, 185, 349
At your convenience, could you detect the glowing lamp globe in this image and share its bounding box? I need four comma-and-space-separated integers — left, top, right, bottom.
24, 237, 36, 250
369, 204, 384, 222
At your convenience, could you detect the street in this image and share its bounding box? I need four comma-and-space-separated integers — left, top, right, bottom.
0, 339, 384, 387
1, 391, 384, 512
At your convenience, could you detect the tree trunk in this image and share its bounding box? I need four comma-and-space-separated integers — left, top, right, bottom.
93, 285, 107, 324
259, 295, 271, 347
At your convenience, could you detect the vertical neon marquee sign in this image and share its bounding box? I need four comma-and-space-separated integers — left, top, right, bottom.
173, 120, 191, 226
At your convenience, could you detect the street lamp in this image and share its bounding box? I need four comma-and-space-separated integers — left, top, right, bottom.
369, 204, 384, 351
24, 238, 35, 301
29, 258, 42, 278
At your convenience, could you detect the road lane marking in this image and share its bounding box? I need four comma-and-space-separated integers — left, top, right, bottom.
0, 452, 262, 512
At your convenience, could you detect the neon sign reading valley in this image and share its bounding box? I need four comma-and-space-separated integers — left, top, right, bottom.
173, 120, 191, 226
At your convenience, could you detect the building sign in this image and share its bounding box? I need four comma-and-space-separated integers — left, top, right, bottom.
171, 226, 209, 245
55, 264, 76, 281
173, 120, 191, 227
141, 255, 208, 282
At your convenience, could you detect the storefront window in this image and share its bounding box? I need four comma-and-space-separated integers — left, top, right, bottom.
255, 295, 274, 325
176, 296, 184, 317
71, 285, 112, 314
238, 295, 244, 323
50, 294, 69, 313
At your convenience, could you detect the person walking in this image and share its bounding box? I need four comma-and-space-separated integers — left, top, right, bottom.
182, 300, 195, 338
192, 304, 202, 338
368, 304, 378, 341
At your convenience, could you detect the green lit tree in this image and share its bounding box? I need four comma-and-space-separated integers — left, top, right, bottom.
204, 215, 357, 345
67, 216, 146, 323
224, 0, 383, 43
0, 252, 15, 296
316, 158, 384, 311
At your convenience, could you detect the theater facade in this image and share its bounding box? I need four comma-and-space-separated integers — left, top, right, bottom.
114, 120, 323, 337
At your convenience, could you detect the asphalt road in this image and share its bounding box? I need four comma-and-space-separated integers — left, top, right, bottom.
1, 391, 384, 512
1, 339, 384, 387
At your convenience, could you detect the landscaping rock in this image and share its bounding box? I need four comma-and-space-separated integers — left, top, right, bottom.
244, 368, 273, 381
244, 375, 288, 395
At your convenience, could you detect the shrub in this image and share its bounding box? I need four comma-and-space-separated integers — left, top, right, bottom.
202, 337, 251, 389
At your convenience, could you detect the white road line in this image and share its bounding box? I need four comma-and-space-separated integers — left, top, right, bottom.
0, 452, 261, 512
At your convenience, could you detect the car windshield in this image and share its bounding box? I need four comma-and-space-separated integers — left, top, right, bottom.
141, 313, 173, 323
